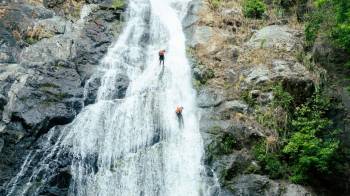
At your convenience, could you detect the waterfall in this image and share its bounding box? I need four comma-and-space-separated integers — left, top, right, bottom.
5, 0, 206, 195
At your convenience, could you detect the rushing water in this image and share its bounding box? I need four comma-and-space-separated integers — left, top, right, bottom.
5, 0, 206, 195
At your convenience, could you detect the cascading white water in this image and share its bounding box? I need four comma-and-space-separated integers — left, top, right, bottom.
5, 0, 206, 195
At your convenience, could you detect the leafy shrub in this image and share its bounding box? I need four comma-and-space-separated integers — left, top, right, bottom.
306, 0, 350, 52
243, 0, 267, 18
331, 24, 350, 53
283, 93, 339, 184
253, 89, 341, 184
305, 17, 322, 46
253, 141, 287, 179
241, 90, 256, 107
272, 84, 293, 110
24, 37, 38, 45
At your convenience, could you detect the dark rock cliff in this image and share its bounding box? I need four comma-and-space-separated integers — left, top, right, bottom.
0, 0, 124, 194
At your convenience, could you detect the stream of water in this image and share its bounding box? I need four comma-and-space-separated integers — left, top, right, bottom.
5, 0, 206, 195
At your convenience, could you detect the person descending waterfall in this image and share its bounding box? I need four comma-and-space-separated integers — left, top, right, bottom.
158, 49, 166, 78
175, 106, 184, 129
159, 49, 165, 65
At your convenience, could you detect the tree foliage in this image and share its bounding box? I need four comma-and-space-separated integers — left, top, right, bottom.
253, 87, 340, 184
243, 0, 267, 18
283, 93, 339, 183
306, 0, 350, 52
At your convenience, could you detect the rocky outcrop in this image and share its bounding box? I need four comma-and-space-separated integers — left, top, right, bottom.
0, 0, 124, 193
241, 59, 315, 104
246, 25, 303, 52
2, 60, 83, 136
187, 0, 320, 195
73, 6, 124, 80
227, 174, 314, 196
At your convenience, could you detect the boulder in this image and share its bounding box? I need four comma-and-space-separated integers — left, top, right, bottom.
193, 66, 215, 84
216, 168, 314, 196
1, 3, 54, 35
242, 60, 315, 102
218, 100, 248, 114
246, 25, 302, 52
2, 60, 83, 136
34, 16, 70, 36
227, 121, 264, 145
187, 26, 214, 47
244, 66, 270, 85
210, 152, 251, 184
19, 35, 75, 63
228, 174, 282, 196
197, 87, 225, 108
183, 0, 204, 46
283, 184, 313, 196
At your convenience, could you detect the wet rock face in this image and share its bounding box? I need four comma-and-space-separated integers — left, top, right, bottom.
113, 74, 130, 99
0, 1, 124, 193
84, 76, 102, 105
2, 60, 83, 136
73, 8, 123, 80
0, 26, 17, 64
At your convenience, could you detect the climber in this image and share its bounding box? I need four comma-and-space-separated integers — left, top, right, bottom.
175, 106, 184, 129
159, 49, 165, 66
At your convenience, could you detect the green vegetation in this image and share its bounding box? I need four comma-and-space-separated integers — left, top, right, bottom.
243, 0, 267, 19
112, 0, 125, 9
304, 0, 350, 100
283, 93, 339, 183
208, 0, 350, 190
271, 84, 293, 110
242, 83, 292, 132
200, 68, 215, 84
209, 0, 222, 9
192, 79, 202, 91
252, 84, 342, 184
40, 83, 59, 89
24, 37, 38, 45
192, 67, 215, 90
241, 90, 256, 107
305, 0, 350, 51
253, 141, 287, 179
206, 126, 239, 163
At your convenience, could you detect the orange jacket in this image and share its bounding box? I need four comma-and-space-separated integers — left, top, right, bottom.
175, 106, 183, 114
